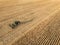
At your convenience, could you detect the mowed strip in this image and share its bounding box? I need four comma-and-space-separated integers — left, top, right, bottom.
0, 0, 60, 37
0, 1, 53, 37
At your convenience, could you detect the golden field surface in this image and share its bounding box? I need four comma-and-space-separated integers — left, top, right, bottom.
0, 0, 60, 45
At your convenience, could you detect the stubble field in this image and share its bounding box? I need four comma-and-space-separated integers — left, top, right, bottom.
0, 0, 60, 45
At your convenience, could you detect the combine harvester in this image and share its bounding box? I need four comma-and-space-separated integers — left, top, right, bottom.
0, 0, 60, 45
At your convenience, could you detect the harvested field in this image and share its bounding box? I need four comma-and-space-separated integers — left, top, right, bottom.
0, 0, 60, 45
